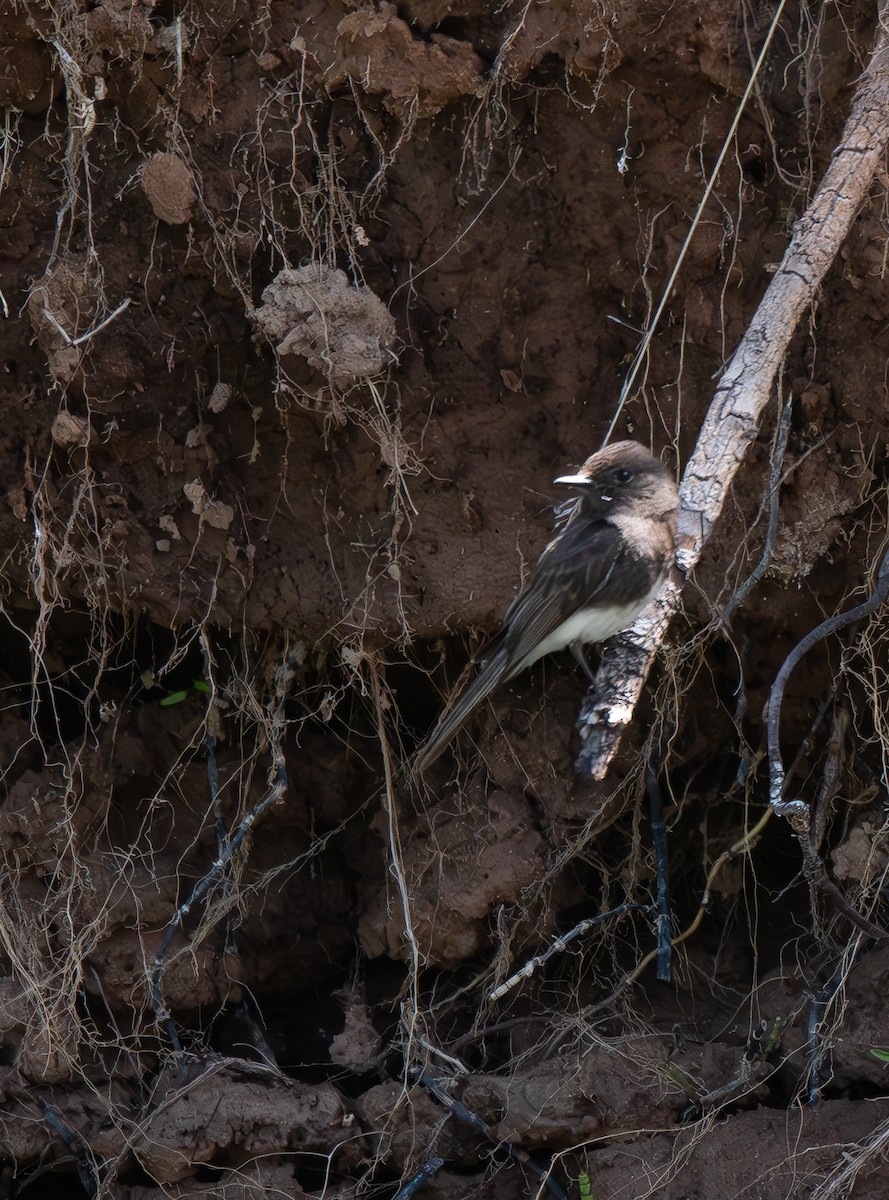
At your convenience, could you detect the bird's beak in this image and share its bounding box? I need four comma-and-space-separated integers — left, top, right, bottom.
554, 473, 589, 486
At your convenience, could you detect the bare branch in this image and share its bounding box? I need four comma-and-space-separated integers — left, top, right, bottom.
577, 7, 889, 779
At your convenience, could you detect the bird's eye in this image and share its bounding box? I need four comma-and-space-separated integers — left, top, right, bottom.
614, 468, 635, 484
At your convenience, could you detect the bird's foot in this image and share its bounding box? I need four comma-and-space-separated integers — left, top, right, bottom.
569, 641, 598, 687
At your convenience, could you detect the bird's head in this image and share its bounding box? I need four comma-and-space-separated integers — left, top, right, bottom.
554, 440, 677, 518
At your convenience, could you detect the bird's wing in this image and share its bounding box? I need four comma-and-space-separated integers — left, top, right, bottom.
500, 516, 639, 674
414, 516, 653, 775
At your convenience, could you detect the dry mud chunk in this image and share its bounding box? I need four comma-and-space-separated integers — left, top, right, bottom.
588, 1099, 889, 1200
767, 448, 873, 581
329, 989, 379, 1072
27, 256, 93, 383
358, 789, 546, 966
0, 17, 58, 114
51, 410, 90, 450
134, 1060, 361, 1183
183, 478, 234, 529
77, 0, 154, 67
141, 152, 197, 224
253, 264, 396, 386
461, 1038, 671, 1147
0, 1076, 128, 1164
358, 1081, 487, 1166
26, 253, 138, 390
0, 978, 78, 1084
331, 3, 484, 118
832, 819, 889, 884
91, 926, 239, 1011
132, 1159, 311, 1200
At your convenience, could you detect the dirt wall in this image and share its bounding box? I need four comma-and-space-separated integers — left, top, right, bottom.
1, 1, 889, 1198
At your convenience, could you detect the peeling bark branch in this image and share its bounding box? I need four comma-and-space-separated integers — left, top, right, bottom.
576, 9, 889, 780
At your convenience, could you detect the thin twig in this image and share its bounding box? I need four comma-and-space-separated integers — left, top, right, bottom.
38, 298, 131, 347
71, 298, 131, 346
576, 803, 776, 1018
151, 651, 292, 1046
811, 699, 849, 852
488, 903, 648, 1001
232, 1000, 281, 1071
696, 1056, 769, 1113
585, 693, 855, 1012
646, 766, 672, 982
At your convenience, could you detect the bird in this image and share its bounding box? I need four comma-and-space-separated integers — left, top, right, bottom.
413, 440, 679, 774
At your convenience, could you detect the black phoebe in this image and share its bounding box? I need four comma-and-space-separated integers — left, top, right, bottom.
414, 441, 679, 773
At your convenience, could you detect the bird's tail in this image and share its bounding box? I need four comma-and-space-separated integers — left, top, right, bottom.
413, 649, 511, 776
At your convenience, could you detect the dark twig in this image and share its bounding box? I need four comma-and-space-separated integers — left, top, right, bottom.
811, 699, 849, 852
39, 1101, 98, 1197
768, 546, 889, 941
768, 547, 889, 805
416, 1070, 568, 1200
723, 387, 792, 772
806, 940, 875, 1106
232, 999, 281, 1070
646, 765, 672, 982
151, 651, 295, 1049
206, 732, 226, 850
695, 1056, 769, 1113
150, 761, 288, 1046
416, 1068, 491, 1136
449, 1015, 542, 1052
206, 727, 240, 961
199, 632, 227, 853
392, 1157, 445, 1200
88, 965, 145, 1094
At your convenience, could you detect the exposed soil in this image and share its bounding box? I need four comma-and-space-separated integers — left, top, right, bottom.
2, 1, 889, 1197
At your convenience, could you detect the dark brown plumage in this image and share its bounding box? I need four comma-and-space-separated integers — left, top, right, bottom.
414, 441, 679, 774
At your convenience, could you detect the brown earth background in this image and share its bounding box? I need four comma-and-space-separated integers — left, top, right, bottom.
2, 0, 889, 1197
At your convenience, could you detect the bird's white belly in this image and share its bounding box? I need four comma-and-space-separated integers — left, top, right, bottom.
526, 581, 663, 665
